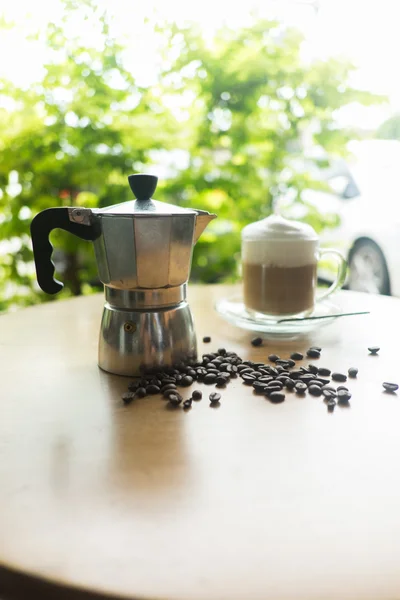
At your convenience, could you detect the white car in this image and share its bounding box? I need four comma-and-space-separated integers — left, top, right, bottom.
302, 140, 400, 296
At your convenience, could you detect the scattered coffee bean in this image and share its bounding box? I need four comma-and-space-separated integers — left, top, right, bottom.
251, 337, 263, 347
382, 382, 399, 393
268, 354, 280, 362
295, 382, 307, 394
128, 381, 139, 392
218, 348, 227, 355
337, 389, 351, 405
181, 375, 194, 387
285, 378, 296, 390
266, 381, 284, 390
307, 348, 321, 359
161, 383, 177, 394
122, 391, 136, 405
327, 399, 336, 412
146, 384, 161, 394
204, 373, 217, 384
183, 399, 192, 409
192, 390, 202, 400
368, 346, 380, 355
323, 389, 337, 399
290, 370, 303, 380
253, 381, 268, 394
269, 391, 286, 404
308, 364, 319, 374
168, 394, 182, 406
216, 376, 229, 387
308, 385, 323, 397
314, 377, 330, 386
310, 346, 322, 352
135, 387, 147, 398
318, 367, 331, 376
203, 336, 211, 343
209, 392, 221, 403
332, 372, 347, 382
299, 374, 316, 384
348, 367, 358, 378
337, 385, 349, 392
290, 352, 303, 361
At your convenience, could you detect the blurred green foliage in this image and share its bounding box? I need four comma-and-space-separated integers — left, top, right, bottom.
0, 0, 381, 307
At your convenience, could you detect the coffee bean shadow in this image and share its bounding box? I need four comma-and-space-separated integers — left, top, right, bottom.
98, 370, 198, 507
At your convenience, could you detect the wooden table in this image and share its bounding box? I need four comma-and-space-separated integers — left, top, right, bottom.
1, 285, 400, 600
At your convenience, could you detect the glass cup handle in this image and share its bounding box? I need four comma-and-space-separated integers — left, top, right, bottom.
317, 249, 348, 302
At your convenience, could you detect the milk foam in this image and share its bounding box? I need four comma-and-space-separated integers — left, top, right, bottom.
241, 215, 319, 267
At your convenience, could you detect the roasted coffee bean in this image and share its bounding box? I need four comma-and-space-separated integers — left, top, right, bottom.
290, 352, 303, 361
285, 378, 296, 390
275, 359, 290, 367
348, 367, 358, 378
299, 374, 316, 384
242, 374, 257, 385
175, 374, 183, 382
323, 389, 337, 399
160, 377, 177, 385
327, 399, 336, 412
146, 384, 161, 394
168, 394, 182, 406
332, 372, 347, 382
322, 385, 336, 393
122, 391, 136, 405
209, 392, 221, 403
266, 380, 283, 389
295, 382, 308, 394
383, 382, 399, 393
219, 362, 231, 371
237, 364, 250, 372
203, 336, 211, 343
307, 364, 319, 374
204, 373, 217, 384
251, 337, 263, 347
337, 389, 351, 405
368, 346, 380, 354
239, 367, 255, 376
206, 368, 220, 376
269, 367, 279, 377
318, 367, 331, 376
192, 390, 202, 400
181, 375, 194, 387
276, 375, 290, 383
310, 346, 322, 352
253, 381, 268, 394
337, 385, 349, 391
219, 371, 231, 380
127, 381, 139, 392
183, 399, 192, 409
314, 377, 330, 386
226, 364, 238, 374
216, 376, 228, 387
218, 348, 227, 355
309, 380, 324, 388
307, 348, 321, 359
164, 389, 179, 399
268, 354, 280, 362
308, 385, 323, 397
269, 391, 286, 404
258, 376, 274, 383
135, 387, 147, 398
290, 370, 303, 380
160, 383, 177, 393
187, 369, 197, 378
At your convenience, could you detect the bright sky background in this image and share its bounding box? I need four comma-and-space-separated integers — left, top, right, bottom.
0, 0, 399, 130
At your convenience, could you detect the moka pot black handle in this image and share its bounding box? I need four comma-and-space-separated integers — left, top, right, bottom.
30, 207, 100, 295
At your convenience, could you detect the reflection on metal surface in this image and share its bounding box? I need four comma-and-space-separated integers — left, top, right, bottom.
98, 298, 197, 376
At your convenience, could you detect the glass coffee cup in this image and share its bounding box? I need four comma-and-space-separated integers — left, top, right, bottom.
241, 215, 347, 318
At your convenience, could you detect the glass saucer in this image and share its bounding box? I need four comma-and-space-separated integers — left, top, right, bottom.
215, 295, 341, 337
